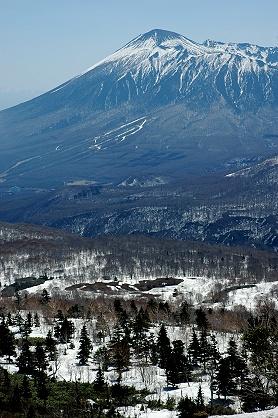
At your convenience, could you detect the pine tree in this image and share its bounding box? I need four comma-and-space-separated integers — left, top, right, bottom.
130, 300, 138, 316
0, 367, 11, 396
195, 307, 209, 331
17, 339, 34, 375
196, 384, 204, 408
20, 320, 32, 339
210, 334, 220, 368
132, 307, 150, 360
15, 313, 23, 327
179, 301, 190, 325
26, 312, 33, 329
22, 374, 31, 400
35, 343, 48, 372
7, 312, 13, 326
54, 323, 61, 341
94, 365, 105, 392
149, 333, 159, 365
45, 330, 57, 361
177, 396, 197, 418
0, 321, 16, 361
199, 329, 212, 372
35, 371, 49, 405
166, 340, 191, 386
226, 338, 248, 394
216, 357, 236, 400
11, 383, 22, 411
240, 375, 271, 412
34, 312, 40, 327
188, 329, 201, 366
59, 317, 75, 343
94, 346, 110, 372
95, 314, 109, 343
77, 325, 92, 365
157, 324, 171, 369
41, 288, 51, 304
110, 322, 130, 383
56, 309, 64, 322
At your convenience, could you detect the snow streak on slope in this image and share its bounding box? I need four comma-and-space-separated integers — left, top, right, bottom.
227, 156, 278, 177
90, 117, 147, 151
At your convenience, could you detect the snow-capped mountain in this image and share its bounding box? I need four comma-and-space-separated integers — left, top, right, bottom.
31, 28, 278, 112
0, 29, 278, 189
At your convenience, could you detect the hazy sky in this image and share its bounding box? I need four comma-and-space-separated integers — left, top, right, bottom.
0, 0, 278, 110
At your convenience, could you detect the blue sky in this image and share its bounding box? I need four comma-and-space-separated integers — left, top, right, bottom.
0, 0, 278, 110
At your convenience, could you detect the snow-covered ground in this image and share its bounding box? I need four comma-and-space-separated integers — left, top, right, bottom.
213, 408, 278, 418
1, 313, 277, 417
24, 275, 278, 313
118, 406, 278, 418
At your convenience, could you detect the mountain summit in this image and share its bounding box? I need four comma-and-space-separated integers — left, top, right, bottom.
124, 28, 199, 48
0, 29, 278, 188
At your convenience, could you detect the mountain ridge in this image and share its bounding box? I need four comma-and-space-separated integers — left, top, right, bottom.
0, 28, 278, 189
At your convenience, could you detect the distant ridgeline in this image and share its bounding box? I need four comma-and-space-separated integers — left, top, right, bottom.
0, 221, 278, 286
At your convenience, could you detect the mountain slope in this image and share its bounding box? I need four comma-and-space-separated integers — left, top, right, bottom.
0, 29, 278, 188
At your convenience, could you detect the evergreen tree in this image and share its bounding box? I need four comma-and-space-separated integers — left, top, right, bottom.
242, 319, 271, 374
166, 340, 191, 386
195, 307, 209, 331
93, 346, 110, 372
54, 323, 61, 340
0, 367, 11, 396
20, 321, 32, 339
59, 317, 75, 343
179, 301, 190, 325
94, 365, 105, 392
17, 339, 34, 375
210, 334, 221, 368
35, 343, 48, 372
35, 371, 49, 405
188, 329, 201, 366
130, 300, 138, 317
177, 396, 197, 418
45, 330, 57, 361
77, 325, 92, 365
110, 323, 130, 383
34, 312, 40, 327
0, 321, 16, 361
132, 307, 150, 360
41, 288, 51, 304
199, 329, 212, 372
26, 312, 33, 329
240, 375, 271, 412
149, 333, 159, 365
216, 357, 236, 400
6, 312, 13, 326
15, 313, 23, 327
56, 309, 64, 322
114, 298, 124, 318
11, 383, 22, 411
157, 324, 171, 369
95, 314, 109, 343
226, 338, 248, 394
196, 384, 204, 408
22, 375, 31, 400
